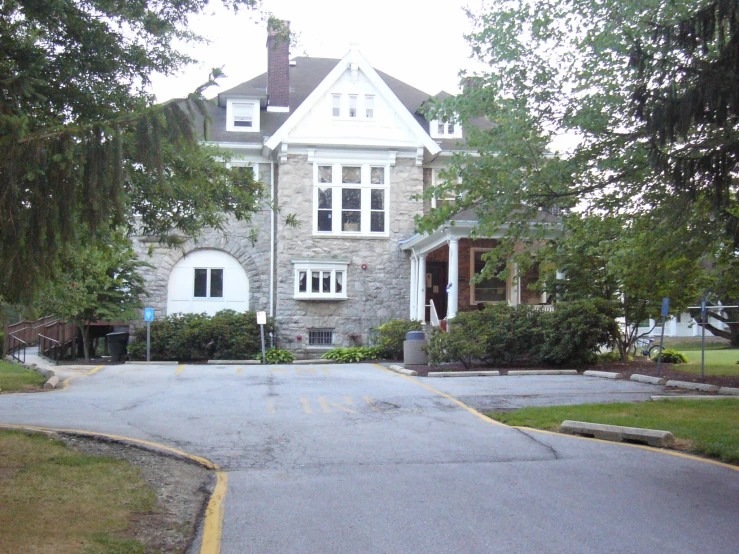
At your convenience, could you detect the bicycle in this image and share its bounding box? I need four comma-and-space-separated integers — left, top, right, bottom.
634, 337, 664, 359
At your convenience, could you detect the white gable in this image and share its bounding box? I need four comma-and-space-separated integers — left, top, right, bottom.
264, 48, 440, 155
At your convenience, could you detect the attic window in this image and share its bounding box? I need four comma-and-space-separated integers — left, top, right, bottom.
233, 103, 254, 128
349, 95, 358, 118
430, 118, 463, 139
365, 95, 374, 118
332, 94, 341, 117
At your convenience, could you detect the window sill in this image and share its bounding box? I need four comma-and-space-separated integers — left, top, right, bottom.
294, 295, 347, 301
312, 232, 390, 239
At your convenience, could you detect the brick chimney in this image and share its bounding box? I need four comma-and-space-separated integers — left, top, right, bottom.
266, 19, 290, 111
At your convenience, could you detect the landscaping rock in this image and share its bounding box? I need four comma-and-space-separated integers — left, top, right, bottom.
665, 380, 719, 393
560, 420, 674, 447
583, 370, 624, 379
630, 374, 667, 385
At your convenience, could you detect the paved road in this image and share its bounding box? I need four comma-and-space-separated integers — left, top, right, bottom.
0, 362, 737, 553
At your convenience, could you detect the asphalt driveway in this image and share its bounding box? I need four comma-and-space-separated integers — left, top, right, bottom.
0, 362, 737, 553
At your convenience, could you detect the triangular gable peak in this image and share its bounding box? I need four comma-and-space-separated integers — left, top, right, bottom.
264, 48, 441, 156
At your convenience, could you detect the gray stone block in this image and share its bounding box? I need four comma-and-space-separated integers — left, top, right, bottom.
560, 420, 674, 447
630, 374, 667, 385
665, 380, 719, 393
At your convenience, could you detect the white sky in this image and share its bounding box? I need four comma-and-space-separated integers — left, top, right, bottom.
149, 0, 485, 103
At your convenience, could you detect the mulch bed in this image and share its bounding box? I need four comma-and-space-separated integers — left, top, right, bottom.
409, 360, 739, 388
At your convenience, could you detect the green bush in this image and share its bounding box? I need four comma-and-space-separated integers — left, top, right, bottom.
654, 349, 688, 364
428, 300, 617, 368
128, 310, 276, 361
263, 348, 295, 364
375, 319, 422, 360
323, 347, 381, 363
597, 351, 623, 363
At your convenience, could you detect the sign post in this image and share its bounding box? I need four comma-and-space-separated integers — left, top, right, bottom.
257, 311, 267, 365
143, 308, 155, 362
656, 298, 669, 376
700, 297, 707, 379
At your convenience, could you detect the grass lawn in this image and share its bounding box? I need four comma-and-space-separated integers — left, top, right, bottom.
0, 430, 156, 553
678, 349, 739, 377
488, 399, 739, 465
0, 360, 46, 391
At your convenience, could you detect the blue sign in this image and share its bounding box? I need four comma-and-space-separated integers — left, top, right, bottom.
661, 298, 670, 317
701, 298, 707, 316
143, 308, 155, 322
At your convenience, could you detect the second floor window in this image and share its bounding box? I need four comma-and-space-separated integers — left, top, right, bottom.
233, 103, 254, 128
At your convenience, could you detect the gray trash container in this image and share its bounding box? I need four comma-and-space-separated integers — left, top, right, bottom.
403, 330, 428, 365
106, 332, 129, 362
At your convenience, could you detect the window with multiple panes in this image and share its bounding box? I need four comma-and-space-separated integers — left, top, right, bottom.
194, 268, 224, 299
429, 118, 462, 139
227, 99, 260, 132
308, 328, 334, 346
470, 250, 507, 303
365, 95, 374, 118
314, 164, 388, 236
293, 261, 348, 300
348, 95, 358, 118
232, 103, 254, 128
330, 94, 375, 119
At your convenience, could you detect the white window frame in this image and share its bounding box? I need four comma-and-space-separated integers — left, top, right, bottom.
312, 163, 390, 238
226, 99, 260, 133
348, 95, 358, 118
429, 118, 463, 139
193, 267, 226, 301
430, 168, 459, 209
470, 248, 508, 304
365, 95, 375, 119
292, 260, 349, 300
332, 94, 341, 117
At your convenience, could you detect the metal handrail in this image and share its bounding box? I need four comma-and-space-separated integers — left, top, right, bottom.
7, 333, 28, 364
38, 333, 63, 365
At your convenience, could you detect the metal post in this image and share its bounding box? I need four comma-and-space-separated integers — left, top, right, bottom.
701, 297, 707, 379
656, 318, 666, 376
260, 324, 266, 365
146, 321, 151, 362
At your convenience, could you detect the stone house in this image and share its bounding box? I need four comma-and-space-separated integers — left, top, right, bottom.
133, 25, 552, 357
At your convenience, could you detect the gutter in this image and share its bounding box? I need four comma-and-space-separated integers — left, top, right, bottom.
269, 160, 275, 318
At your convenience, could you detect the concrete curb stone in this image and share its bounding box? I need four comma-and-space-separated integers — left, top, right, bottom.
630, 374, 667, 385
292, 359, 335, 365
560, 420, 674, 447
427, 370, 500, 378
508, 370, 577, 376
583, 370, 624, 380
126, 361, 180, 365
43, 375, 60, 389
651, 395, 735, 401
719, 387, 739, 396
665, 380, 719, 393
206, 360, 261, 365
388, 365, 418, 376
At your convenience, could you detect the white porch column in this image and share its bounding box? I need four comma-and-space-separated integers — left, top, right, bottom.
416, 254, 427, 322
447, 239, 459, 319
410, 256, 418, 319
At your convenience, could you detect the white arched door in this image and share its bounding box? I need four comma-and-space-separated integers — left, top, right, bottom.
167, 249, 249, 316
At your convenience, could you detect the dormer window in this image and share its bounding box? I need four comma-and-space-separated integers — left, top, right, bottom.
430, 118, 463, 139
226, 99, 260, 132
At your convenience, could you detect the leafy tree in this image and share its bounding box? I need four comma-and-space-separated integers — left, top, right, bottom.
540, 214, 707, 359
35, 228, 149, 361
0, 0, 262, 305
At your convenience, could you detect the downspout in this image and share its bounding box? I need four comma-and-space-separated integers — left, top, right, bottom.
269, 159, 275, 318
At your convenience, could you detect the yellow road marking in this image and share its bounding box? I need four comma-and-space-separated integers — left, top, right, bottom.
372, 364, 507, 427
296, 367, 317, 374
201, 471, 228, 554
321, 367, 331, 374
59, 365, 105, 391
318, 396, 357, 414
344, 396, 354, 406
236, 368, 243, 375
267, 400, 275, 414
301, 397, 313, 414
175, 364, 185, 375
270, 368, 287, 374
371, 364, 739, 473
0, 423, 226, 554
364, 396, 379, 412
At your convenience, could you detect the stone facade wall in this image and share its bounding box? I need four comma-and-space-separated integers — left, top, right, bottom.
274, 154, 421, 356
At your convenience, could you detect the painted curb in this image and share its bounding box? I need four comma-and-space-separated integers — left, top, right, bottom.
560, 420, 674, 447
388, 364, 418, 376
630, 374, 667, 385
719, 387, 739, 396
206, 360, 261, 365
665, 380, 719, 393
651, 395, 736, 401
583, 370, 624, 379
427, 370, 500, 377
43, 375, 60, 389
508, 370, 577, 376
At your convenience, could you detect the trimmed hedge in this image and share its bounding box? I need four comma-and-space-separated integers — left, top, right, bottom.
128, 310, 276, 361
375, 319, 422, 360
427, 300, 618, 368
323, 347, 381, 363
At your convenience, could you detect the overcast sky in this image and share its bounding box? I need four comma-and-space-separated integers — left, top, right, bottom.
149, 0, 485, 103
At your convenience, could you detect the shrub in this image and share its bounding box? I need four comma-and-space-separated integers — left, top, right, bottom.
323, 347, 381, 363
128, 310, 276, 361
263, 348, 296, 364
427, 299, 617, 368
375, 319, 422, 360
654, 349, 688, 364
597, 351, 623, 363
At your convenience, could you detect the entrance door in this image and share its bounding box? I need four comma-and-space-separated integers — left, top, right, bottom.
425, 262, 448, 321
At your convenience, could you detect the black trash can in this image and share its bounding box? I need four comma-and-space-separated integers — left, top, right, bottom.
106, 331, 129, 362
